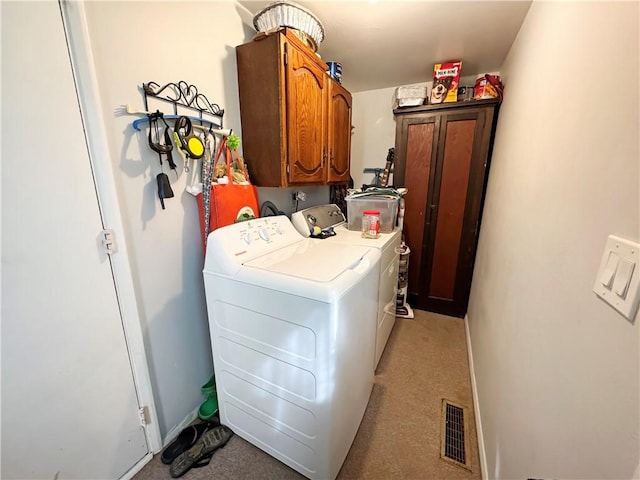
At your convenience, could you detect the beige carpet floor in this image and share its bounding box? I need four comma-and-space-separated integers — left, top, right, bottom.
134, 310, 481, 480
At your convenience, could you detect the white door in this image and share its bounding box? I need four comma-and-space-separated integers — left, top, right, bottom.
1, 2, 150, 478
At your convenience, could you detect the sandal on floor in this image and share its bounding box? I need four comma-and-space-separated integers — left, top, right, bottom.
169, 425, 234, 478
160, 418, 220, 465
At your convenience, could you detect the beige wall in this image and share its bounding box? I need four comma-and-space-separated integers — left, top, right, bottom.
467, 2, 639, 478
351, 86, 397, 188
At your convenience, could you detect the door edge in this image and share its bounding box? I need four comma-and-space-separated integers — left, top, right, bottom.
59, 0, 162, 455
119, 453, 154, 480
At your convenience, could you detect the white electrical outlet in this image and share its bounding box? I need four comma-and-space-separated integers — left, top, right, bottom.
593, 235, 640, 321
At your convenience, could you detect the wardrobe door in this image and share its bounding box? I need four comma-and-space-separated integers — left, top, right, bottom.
394, 113, 439, 302
421, 106, 495, 316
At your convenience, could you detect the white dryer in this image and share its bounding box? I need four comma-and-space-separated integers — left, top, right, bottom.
292, 204, 401, 368
203, 216, 380, 480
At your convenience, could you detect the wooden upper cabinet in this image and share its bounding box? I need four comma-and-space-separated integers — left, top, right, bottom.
236, 29, 351, 187
327, 79, 352, 183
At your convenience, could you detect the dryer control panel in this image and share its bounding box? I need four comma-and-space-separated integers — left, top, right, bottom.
203, 216, 305, 276
291, 204, 346, 237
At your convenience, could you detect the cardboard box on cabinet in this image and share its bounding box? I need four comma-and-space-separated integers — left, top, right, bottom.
430, 61, 462, 104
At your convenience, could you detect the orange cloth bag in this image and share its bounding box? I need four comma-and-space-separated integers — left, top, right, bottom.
197, 140, 259, 251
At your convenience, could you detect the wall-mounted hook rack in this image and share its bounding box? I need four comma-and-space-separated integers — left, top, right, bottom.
124, 80, 226, 133
142, 80, 224, 123
132, 114, 231, 136
121, 82, 230, 214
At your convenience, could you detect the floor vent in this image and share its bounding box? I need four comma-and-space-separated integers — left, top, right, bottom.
440, 399, 471, 470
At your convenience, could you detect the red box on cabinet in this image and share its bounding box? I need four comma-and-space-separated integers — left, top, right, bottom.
430, 61, 462, 104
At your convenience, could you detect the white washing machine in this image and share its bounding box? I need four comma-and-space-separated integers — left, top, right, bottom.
292, 204, 401, 369
203, 216, 380, 480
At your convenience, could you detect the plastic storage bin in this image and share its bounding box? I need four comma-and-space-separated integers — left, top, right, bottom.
346, 196, 398, 233
395, 85, 428, 107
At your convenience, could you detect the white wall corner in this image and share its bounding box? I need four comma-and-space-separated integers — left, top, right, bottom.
163, 406, 200, 448
465, 314, 488, 480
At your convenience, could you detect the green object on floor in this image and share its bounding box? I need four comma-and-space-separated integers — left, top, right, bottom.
201, 375, 216, 397
198, 395, 219, 420
199, 375, 218, 420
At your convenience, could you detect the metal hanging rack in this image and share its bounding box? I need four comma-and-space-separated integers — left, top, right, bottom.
128, 80, 227, 134
119, 81, 232, 218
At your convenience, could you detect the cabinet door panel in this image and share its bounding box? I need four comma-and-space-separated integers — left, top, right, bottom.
327, 81, 352, 183
428, 119, 475, 300
287, 48, 326, 184
403, 121, 436, 298
236, 34, 286, 187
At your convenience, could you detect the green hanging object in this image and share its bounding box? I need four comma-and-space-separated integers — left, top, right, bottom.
226, 134, 241, 151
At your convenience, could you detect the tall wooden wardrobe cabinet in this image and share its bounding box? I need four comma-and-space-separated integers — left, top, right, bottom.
393, 99, 499, 317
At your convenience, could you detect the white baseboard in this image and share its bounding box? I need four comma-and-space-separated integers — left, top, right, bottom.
120, 453, 153, 480
465, 314, 488, 480
163, 406, 200, 448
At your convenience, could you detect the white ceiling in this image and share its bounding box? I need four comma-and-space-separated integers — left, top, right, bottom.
238, 0, 532, 93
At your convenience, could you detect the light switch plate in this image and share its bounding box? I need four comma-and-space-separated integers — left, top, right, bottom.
593, 235, 640, 321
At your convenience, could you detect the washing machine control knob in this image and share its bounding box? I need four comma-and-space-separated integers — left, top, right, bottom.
243, 233, 252, 244
259, 229, 270, 241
